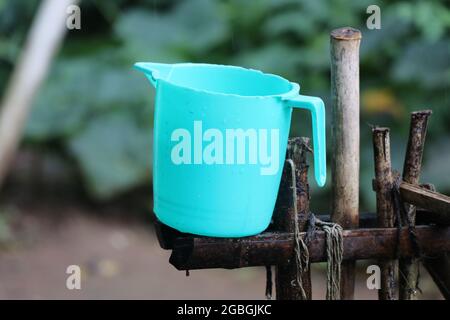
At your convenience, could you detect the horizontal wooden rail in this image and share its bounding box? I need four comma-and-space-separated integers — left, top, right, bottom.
154, 209, 446, 250
400, 182, 450, 223
169, 225, 450, 270
318, 209, 440, 228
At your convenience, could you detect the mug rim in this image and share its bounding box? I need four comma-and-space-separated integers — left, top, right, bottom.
144, 62, 301, 99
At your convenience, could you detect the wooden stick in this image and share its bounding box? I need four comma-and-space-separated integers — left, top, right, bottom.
169, 225, 450, 270
273, 138, 312, 300
400, 110, 431, 299
373, 128, 398, 299
0, 0, 78, 188
423, 253, 450, 299
414, 186, 450, 300
155, 209, 447, 251
154, 218, 188, 250
419, 179, 450, 300
330, 27, 362, 300
400, 182, 450, 217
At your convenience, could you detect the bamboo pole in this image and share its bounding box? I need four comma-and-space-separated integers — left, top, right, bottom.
400, 110, 431, 299
274, 138, 312, 300
0, 0, 78, 188
372, 128, 398, 299
330, 27, 362, 299
168, 225, 450, 270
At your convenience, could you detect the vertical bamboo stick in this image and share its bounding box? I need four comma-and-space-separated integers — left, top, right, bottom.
275, 137, 312, 300
0, 0, 78, 188
372, 128, 398, 300
399, 110, 432, 299
330, 27, 361, 299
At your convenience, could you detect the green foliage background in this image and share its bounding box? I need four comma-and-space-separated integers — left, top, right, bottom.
0, 0, 449, 211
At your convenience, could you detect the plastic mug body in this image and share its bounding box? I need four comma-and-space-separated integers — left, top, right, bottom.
134, 63, 326, 237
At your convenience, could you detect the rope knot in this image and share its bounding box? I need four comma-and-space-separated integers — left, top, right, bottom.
266, 159, 344, 300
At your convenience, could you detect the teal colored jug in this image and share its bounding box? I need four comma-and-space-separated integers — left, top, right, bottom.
134, 62, 326, 237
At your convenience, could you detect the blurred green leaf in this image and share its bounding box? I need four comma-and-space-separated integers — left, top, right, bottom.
392, 39, 450, 89
361, 12, 411, 59
115, 0, 228, 61
422, 137, 450, 193
233, 43, 302, 78
69, 112, 152, 200
11, 0, 450, 206
26, 56, 151, 141
396, 1, 450, 41
263, 11, 317, 39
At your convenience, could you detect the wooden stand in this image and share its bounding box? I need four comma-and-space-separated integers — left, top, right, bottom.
155, 129, 450, 299
153, 27, 450, 300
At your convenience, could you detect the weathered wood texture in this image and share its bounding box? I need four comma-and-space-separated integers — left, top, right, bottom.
400, 110, 431, 300
155, 209, 445, 251
400, 182, 450, 218
423, 253, 450, 299
420, 181, 450, 300
372, 128, 398, 300
398, 111, 450, 299
273, 138, 312, 300
154, 218, 188, 250
169, 226, 450, 270
330, 27, 362, 300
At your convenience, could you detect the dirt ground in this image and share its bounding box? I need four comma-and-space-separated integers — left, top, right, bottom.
0, 203, 443, 300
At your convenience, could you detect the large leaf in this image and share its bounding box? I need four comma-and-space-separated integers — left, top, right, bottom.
232, 43, 303, 79
422, 137, 450, 193
392, 39, 450, 89
361, 12, 411, 59
396, 1, 450, 41
262, 11, 317, 39
26, 59, 96, 141
26, 57, 151, 141
115, 0, 228, 61
69, 112, 152, 200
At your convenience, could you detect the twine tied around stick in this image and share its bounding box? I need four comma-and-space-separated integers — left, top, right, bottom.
266, 159, 344, 300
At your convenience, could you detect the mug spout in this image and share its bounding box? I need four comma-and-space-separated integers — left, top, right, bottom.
133, 62, 174, 88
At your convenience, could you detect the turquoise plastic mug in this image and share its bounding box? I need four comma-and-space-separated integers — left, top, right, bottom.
134, 62, 326, 237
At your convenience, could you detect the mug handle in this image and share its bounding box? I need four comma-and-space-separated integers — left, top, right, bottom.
284, 95, 326, 187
